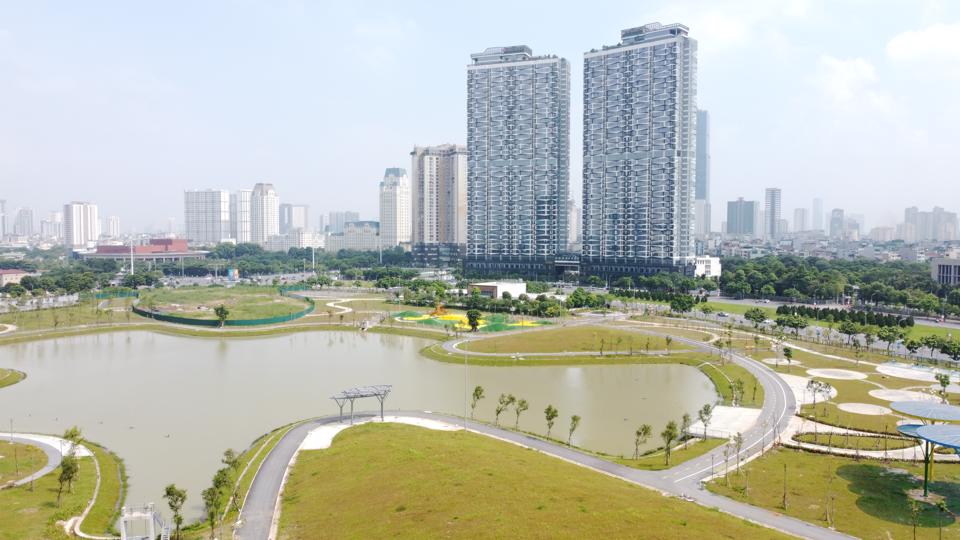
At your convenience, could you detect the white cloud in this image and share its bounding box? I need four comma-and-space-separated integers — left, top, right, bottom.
813, 55, 892, 111
887, 22, 960, 63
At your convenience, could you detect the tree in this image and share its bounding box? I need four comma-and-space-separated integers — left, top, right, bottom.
839, 320, 860, 345
734, 432, 744, 469
470, 385, 485, 419
731, 378, 745, 406
942, 339, 960, 363
222, 448, 240, 471
936, 373, 951, 404
783, 346, 794, 372
544, 405, 559, 438
568, 414, 581, 445
669, 294, 696, 314
744, 308, 767, 328
661, 421, 679, 466
466, 309, 482, 332
665, 336, 673, 352
201, 486, 221, 540
214, 304, 229, 327
698, 404, 714, 439
633, 424, 652, 459
495, 393, 514, 426
56, 454, 79, 507
680, 413, 692, 447
163, 484, 188, 540
514, 398, 529, 429
905, 338, 921, 358
877, 326, 904, 355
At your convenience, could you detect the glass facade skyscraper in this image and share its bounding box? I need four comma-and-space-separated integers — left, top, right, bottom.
581, 23, 697, 278
465, 46, 570, 276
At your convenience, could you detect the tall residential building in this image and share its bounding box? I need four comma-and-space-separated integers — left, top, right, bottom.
317, 214, 326, 234
13, 207, 34, 237
764, 188, 782, 240
327, 211, 360, 234
63, 202, 100, 249
0, 200, 6, 238
466, 45, 570, 276
582, 23, 697, 278
793, 208, 809, 233
105, 216, 121, 238
279, 203, 310, 234
694, 109, 711, 238
566, 199, 581, 251
812, 198, 824, 231
40, 211, 63, 240
830, 208, 845, 240
901, 206, 958, 243
250, 183, 279, 246
726, 198, 758, 237
184, 189, 231, 245
378, 168, 411, 248
411, 144, 468, 246
230, 189, 252, 243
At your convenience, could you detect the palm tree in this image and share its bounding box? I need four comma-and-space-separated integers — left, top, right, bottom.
633, 424, 652, 459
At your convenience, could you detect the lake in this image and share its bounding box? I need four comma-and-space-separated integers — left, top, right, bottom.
0, 330, 715, 519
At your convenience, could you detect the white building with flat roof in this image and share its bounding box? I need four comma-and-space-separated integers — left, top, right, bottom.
468, 281, 528, 299
379, 168, 411, 248
694, 256, 722, 279
184, 189, 231, 245
63, 201, 100, 249
251, 183, 279, 246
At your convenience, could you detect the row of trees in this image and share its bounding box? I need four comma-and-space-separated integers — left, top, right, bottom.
774, 304, 915, 329
160, 448, 243, 540
720, 255, 959, 316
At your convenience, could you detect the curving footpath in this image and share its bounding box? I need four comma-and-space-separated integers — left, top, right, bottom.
3, 435, 62, 488
235, 324, 852, 539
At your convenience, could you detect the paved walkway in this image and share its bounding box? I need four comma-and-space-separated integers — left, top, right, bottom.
2, 434, 90, 488
236, 409, 852, 540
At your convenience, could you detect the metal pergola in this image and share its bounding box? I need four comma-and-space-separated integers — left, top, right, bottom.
891, 401, 960, 497
330, 385, 392, 424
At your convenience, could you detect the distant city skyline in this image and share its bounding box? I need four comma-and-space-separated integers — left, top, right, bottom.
2, 2, 958, 231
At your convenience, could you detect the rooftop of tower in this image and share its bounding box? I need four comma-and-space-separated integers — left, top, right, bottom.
586, 22, 690, 54
470, 46, 558, 65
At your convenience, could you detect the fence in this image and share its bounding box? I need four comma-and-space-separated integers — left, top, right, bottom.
132, 291, 314, 327
95, 290, 139, 300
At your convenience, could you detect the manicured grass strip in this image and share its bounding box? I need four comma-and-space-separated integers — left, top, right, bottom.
0, 454, 96, 540
0, 300, 131, 331
279, 423, 788, 539
793, 432, 917, 451
80, 443, 126, 536
461, 325, 685, 354
702, 302, 776, 318
0, 442, 46, 485
0, 368, 26, 389
615, 438, 726, 471
709, 448, 960, 539
799, 403, 902, 436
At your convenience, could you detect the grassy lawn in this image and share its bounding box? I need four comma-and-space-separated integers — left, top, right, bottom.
279, 423, 788, 539
0, 368, 26, 390
140, 286, 307, 320
461, 325, 686, 354
793, 432, 918, 451
0, 301, 133, 331
709, 448, 960, 539
0, 442, 47, 485
615, 438, 726, 471
79, 443, 126, 536
0, 455, 96, 540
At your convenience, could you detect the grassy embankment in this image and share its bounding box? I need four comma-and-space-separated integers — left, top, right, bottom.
0, 440, 124, 540
278, 423, 788, 539
460, 325, 688, 354
792, 432, 917, 451
0, 442, 46, 486
140, 285, 307, 320
709, 448, 960, 539
0, 368, 26, 389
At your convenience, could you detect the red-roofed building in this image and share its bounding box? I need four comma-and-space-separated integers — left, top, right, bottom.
79, 239, 206, 263
0, 268, 29, 287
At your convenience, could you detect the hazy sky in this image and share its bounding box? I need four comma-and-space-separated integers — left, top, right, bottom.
1, 0, 958, 232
